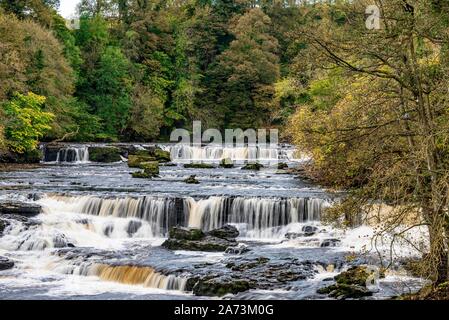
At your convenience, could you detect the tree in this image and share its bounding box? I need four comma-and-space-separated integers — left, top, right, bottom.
1, 92, 54, 153
216, 8, 280, 129
290, 0, 449, 285
91, 46, 133, 136
0, 0, 60, 27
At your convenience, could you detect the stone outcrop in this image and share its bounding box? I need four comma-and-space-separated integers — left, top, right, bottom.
88, 147, 122, 163
0, 201, 42, 217
317, 266, 374, 299
162, 225, 239, 252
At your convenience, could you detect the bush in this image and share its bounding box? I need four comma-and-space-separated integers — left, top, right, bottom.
2, 92, 54, 153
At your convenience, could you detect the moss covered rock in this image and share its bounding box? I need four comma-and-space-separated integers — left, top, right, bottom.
317, 266, 374, 299
153, 148, 171, 163
88, 147, 122, 163
241, 163, 264, 171
169, 227, 205, 241
220, 158, 234, 169
128, 155, 156, 168
132, 171, 152, 179
139, 161, 159, 176
162, 226, 238, 252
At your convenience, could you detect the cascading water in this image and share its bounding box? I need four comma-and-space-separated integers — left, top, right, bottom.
53, 261, 187, 291
165, 144, 286, 162
55, 147, 89, 163
39, 194, 330, 239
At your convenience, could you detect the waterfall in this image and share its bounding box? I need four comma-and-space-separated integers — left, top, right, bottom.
166, 144, 281, 162
55, 147, 89, 163
186, 197, 330, 238
41, 195, 184, 237
55, 262, 187, 291
40, 195, 330, 239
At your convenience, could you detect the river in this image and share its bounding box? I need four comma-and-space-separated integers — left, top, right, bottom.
0, 144, 425, 300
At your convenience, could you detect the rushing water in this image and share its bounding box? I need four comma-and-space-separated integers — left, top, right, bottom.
0, 144, 425, 300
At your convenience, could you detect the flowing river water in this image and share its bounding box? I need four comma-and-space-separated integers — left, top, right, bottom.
0, 144, 426, 300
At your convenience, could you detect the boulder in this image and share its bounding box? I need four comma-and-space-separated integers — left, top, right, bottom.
169, 227, 205, 241
277, 162, 289, 170
131, 161, 159, 179
317, 266, 374, 299
162, 226, 238, 252
206, 225, 239, 240
0, 257, 14, 271
219, 158, 234, 169
302, 225, 319, 237
128, 155, 157, 168
241, 163, 264, 171
193, 279, 252, 297
0, 201, 41, 217
320, 239, 341, 248
184, 175, 200, 184
153, 148, 171, 163
184, 163, 216, 169
139, 161, 159, 176
88, 147, 122, 163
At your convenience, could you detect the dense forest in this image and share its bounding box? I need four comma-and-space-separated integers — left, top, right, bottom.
2, 0, 449, 292
0, 0, 311, 152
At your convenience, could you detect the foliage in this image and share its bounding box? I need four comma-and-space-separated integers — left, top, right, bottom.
1, 92, 54, 153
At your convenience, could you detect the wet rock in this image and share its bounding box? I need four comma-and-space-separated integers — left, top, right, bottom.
285, 232, 301, 240
132, 171, 152, 179
241, 163, 264, 171
163, 236, 237, 252
0, 219, 8, 236
226, 257, 270, 272
0, 257, 14, 271
128, 155, 157, 168
162, 226, 238, 252
132, 161, 159, 179
42, 144, 61, 162
184, 175, 200, 184
320, 239, 341, 248
206, 225, 239, 240
127, 220, 142, 236
169, 227, 205, 241
302, 225, 318, 237
317, 283, 372, 299
184, 163, 215, 169
220, 158, 234, 169
277, 163, 289, 170
225, 243, 249, 255
193, 279, 252, 297
53, 233, 72, 248
140, 161, 159, 176
88, 147, 122, 163
0, 201, 41, 217
153, 148, 171, 163
160, 162, 177, 167
104, 224, 114, 237
317, 266, 374, 299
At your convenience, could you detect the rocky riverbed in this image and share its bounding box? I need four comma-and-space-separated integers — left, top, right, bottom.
0, 143, 427, 300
